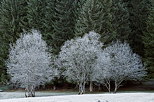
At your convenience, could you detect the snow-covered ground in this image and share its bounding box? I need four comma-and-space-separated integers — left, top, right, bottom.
0, 91, 77, 99
0, 93, 154, 102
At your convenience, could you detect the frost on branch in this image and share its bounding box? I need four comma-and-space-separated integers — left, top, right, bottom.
58, 31, 103, 94
6, 30, 56, 97
99, 41, 147, 93
95, 51, 111, 92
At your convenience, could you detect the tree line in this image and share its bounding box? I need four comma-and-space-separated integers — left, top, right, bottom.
0, 0, 153, 88
7, 30, 146, 96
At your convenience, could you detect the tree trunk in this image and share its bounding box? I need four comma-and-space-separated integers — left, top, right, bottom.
53, 86, 56, 90
114, 81, 118, 93
108, 83, 111, 93
78, 83, 82, 95
98, 84, 101, 91
78, 82, 85, 95
81, 85, 84, 94
104, 80, 111, 93
83, 81, 86, 94
31, 86, 35, 97
89, 81, 93, 92
25, 85, 35, 97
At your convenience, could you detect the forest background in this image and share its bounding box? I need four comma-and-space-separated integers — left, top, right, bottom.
0, 0, 154, 90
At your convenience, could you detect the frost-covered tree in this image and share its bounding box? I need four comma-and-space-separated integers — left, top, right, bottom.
95, 52, 111, 92
102, 41, 147, 93
6, 30, 56, 97
58, 31, 103, 94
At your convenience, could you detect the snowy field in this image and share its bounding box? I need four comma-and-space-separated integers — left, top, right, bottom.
0, 93, 154, 102
0, 91, 77, 99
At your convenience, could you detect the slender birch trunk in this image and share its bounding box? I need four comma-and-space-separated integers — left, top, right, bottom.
89, 81, 93, 92
78, 83, 82, 95
83, 81, 86, 94
114, 81, 118, 93
104, 79, 111, 93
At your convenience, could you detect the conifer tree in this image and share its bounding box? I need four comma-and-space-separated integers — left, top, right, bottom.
52, 0, 77, 54
74, 0, 130, 44
111, 0, 131, 42
0, 0, 28, 83
75, 0, 113, 43
73, 0, 86, 18
143, 6, 154, 78
27, 0, 85, 54
0, 0, 28, 39
27, 0, 55, 51
44, 0, 56, 44
124, 0, 151, 56
27, 0, 48, 32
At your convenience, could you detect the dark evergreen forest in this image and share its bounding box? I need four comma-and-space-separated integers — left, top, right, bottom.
0, 0, 153, 88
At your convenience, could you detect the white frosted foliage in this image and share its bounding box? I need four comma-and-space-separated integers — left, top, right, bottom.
58, 31, 103, 94
6, 30, 55, 97
97, 41, 147, 93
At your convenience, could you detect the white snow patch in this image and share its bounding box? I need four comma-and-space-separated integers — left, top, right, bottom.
0, 93, 154, 102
